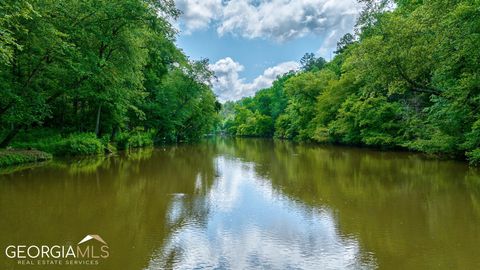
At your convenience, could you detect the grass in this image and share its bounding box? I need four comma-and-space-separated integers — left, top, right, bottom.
0, 149, 52, 167
11, 132, 105, 156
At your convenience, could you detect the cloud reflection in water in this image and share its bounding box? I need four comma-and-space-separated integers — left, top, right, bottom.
146, 157, 376, 269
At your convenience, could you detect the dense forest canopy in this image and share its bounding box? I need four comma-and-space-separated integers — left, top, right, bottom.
0, 0, 220, 150
222, 0, 480, 165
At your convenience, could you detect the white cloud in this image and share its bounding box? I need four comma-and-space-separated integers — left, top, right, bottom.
174, 0, 222, 33
175, 0, 361, 100
218, 0, 358, 42
248, 61, 300, 91
209, 58, 300, 102
175, 0, 359, 43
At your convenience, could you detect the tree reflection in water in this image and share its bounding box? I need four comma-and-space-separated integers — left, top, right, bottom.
1, 139, 479, 270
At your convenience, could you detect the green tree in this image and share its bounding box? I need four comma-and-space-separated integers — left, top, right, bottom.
0, 0, 219, 150
300, 53, 326, 72
276, 70, 336, 140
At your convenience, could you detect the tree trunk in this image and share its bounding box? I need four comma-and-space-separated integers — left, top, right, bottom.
95, 104, 102, 137
110, 125, 118, 141
73, 99, 79, 118
0, 126, 21, 148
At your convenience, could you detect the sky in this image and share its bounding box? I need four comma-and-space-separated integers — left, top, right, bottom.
174, 0, 361, 102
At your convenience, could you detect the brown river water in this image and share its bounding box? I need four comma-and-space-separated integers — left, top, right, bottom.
1, 138, 479, 269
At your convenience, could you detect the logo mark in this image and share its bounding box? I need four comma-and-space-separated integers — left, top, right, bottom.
78, 235, 107, 245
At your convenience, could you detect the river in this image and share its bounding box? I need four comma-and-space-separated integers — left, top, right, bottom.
1, 138, 479, 269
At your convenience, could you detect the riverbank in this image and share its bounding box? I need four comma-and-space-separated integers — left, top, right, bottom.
221, 135, 480, 166
0, 129, 155, 167
0, 149, 52, 167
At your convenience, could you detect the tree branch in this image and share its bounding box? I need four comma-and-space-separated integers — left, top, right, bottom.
394, 61, 441, 95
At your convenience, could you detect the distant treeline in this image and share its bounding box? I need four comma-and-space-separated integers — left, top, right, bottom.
221, 0, 480, 165
0, 0, 220, 151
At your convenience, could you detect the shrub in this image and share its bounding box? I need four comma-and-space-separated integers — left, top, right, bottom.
57, 133, 104, 156
403, 131, 459, 156
115, 129, 154, 150
467, 149, 480, 166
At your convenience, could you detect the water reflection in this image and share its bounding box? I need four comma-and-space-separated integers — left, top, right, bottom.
149, 157, 375, 269
0, 145, 218, 270
216, 139, 480, 270
0, 139, 479, 270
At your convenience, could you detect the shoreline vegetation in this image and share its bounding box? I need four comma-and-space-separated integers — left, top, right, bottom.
0, 149, 52, 167
220, 0, 480, 167
0, 128, 159, 168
